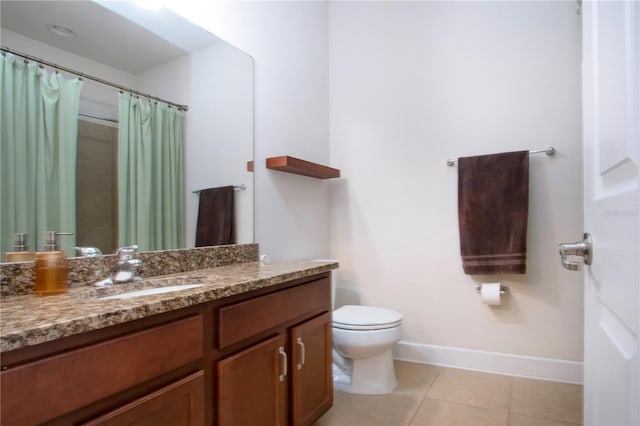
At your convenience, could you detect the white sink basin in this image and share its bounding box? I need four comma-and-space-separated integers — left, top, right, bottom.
99, 284, 205, 300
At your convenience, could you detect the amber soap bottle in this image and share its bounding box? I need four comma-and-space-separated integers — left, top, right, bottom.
35, 231, 71, 295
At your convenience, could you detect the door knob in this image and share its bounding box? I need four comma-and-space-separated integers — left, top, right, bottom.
558, 233, 593, 271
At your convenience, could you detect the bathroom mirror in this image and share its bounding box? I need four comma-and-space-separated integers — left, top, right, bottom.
0, 0, 254, 258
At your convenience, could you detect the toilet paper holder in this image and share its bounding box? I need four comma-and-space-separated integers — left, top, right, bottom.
475, 284, 510, 295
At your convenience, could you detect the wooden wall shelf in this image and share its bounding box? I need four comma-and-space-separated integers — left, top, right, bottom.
266, 156, 341, 179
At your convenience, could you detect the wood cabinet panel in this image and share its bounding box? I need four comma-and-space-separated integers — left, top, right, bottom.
84, 371, 206, 426
291, 312, 333, 426
217, 334, 288, 426
218, 278, 330, 348
1, 315, 203, 425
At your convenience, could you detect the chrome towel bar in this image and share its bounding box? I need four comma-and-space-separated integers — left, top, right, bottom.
192, 184, 246, 194
447, 147, 556, 167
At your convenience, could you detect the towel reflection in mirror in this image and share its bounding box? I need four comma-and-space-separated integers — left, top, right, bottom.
195, 186, 235, 247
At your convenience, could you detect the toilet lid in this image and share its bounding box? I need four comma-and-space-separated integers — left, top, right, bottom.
332, 305, 403, 331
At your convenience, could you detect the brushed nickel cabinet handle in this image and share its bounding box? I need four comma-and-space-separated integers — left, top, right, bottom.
296, 337, 306, 370
278, 346, 287, 382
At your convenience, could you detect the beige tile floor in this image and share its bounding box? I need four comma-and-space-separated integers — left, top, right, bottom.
314, 361, 583, 426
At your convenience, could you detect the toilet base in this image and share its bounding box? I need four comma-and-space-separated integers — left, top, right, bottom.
333, 348, 397, 395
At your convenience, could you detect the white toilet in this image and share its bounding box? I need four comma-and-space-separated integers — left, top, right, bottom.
311, 261, 404, 395
332, 305, 403, 394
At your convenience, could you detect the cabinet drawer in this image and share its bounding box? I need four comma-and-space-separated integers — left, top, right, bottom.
218, 277, 330, 348
84, 371, 205, 426
1, 315, 204, 426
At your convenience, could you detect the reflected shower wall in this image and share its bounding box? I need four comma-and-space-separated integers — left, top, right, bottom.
76, 119, 118, 255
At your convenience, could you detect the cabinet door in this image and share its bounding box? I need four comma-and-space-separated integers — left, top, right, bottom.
290, 312, 333, 426
217, 334, 288, 426
84, 371, 205, 426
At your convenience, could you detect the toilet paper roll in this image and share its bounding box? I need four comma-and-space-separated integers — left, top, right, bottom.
480, 283, 502, 305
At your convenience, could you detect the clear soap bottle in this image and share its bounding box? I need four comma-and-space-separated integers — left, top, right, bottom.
5, 233, 36, 262
35, 231, 72, 295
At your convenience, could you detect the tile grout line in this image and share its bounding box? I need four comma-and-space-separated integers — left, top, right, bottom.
420, 395, 512, 413
418, 368, 512, 414
412, 365, 512, 424
422, 365, 443, 398
507, 378, 584, 425
407, 395, 426, 426
416, 397, 514, 420
407, 366, 444, 425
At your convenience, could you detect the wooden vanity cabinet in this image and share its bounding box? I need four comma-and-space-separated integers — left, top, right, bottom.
0, 273, 333, 426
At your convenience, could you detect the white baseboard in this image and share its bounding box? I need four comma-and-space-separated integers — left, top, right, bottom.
393, 341, 583, 384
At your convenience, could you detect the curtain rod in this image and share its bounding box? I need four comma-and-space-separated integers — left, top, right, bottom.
1, 46, 189, 112
79, 112, 118, 124
446, 147, 556, 166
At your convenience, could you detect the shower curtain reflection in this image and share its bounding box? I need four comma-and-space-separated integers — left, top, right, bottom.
117, 92, 184, 252
0, 53, 83, 255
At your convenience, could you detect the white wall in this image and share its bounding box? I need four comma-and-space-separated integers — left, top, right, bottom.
165, 1, 331, 261
329, 0, 584, 371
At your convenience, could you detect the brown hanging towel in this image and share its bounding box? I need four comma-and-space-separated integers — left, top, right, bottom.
457, 150, 529, 274
195, 186, 236, 247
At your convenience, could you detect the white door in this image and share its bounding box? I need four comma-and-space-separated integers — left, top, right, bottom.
579, 1, 639, 425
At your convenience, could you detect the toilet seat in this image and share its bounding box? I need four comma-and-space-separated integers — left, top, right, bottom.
332, 305, 402, 331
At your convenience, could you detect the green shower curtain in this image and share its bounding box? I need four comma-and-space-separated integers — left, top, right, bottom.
0, 53, 83, 255
118, 92, 184, 251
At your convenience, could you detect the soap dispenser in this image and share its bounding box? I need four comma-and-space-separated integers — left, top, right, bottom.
35, 231, 72, 295
5, 233, 36, 262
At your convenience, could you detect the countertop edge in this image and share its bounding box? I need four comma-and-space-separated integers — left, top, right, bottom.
0, 261, 338, 353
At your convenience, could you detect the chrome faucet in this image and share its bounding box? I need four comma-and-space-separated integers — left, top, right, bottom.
76, 246, 103, 257
95, 245, 143, 287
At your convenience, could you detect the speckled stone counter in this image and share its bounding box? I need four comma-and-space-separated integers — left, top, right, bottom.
1, 244, 259, 297
0, 260, 338, 353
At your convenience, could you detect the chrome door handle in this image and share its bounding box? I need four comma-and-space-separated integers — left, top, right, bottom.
558, 233, 593, 271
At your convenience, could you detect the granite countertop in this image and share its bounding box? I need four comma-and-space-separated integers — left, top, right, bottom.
0, 260, 338, 353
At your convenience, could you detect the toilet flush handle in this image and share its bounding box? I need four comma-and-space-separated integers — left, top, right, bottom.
297, 337, 306, 370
